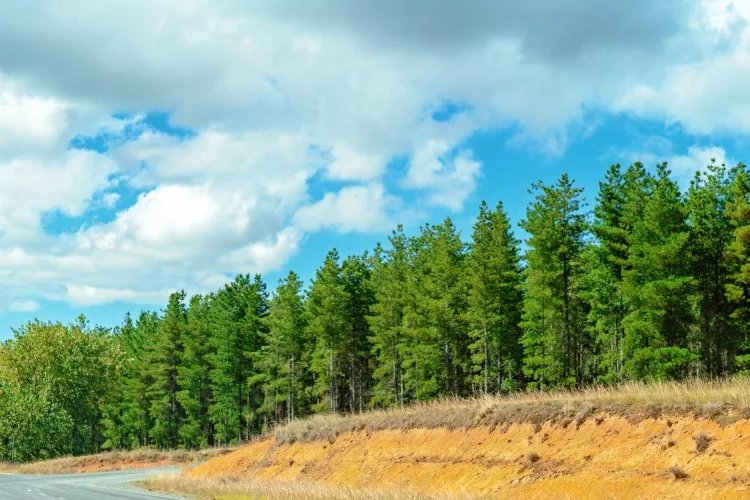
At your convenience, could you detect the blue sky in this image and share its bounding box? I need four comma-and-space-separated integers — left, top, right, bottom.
1, 0, 749, 339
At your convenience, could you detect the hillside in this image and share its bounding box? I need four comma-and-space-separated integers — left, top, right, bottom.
178, 379, 750, 499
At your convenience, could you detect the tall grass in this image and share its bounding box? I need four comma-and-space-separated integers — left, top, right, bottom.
274, 377, 750, 444
0, 447, 232, 475
144, 473, 478, 500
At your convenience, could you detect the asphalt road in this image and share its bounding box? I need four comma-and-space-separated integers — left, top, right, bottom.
0, 467, 187, 500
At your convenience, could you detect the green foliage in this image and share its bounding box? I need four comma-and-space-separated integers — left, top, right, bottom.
520, 174, 589, 388
622, 163, 696, 379
464, 201, 524, 393
6, 159, 750, 461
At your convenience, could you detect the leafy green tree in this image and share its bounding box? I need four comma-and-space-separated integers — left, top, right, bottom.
464, 201, 524, 393
0, 319, 118, 460
520, 174, 589, 388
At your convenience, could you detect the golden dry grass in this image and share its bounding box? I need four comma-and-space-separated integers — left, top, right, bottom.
0, 447, 232, 475
143, 473, 479, 500
274, 377, 750, 444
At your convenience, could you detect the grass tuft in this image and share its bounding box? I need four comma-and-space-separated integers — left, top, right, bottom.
694, 432, 713, 454
670, 465, 690, 480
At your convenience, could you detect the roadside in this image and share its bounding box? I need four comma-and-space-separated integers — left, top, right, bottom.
0, 447, 232, 475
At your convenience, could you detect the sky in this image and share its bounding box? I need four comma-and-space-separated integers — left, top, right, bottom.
1, 0, 750, 339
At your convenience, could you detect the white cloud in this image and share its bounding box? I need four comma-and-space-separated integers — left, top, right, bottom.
0, 78, 70, 156
100, 192, 121, 208
623, 142, 732, 186
403, 140, 481, 210
325, 145, 385, 181
614, 0, 750, 135
8, 300, 40, 313
293, 184, 399, 233
1, 0, 749, 313
667, 145, 731, 180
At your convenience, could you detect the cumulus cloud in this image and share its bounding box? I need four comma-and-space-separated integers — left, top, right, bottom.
293, 184, 400, 233
403, 141, 481, 211
0, 0, 749, 312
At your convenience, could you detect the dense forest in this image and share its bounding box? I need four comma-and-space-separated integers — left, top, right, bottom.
3, 160, 750, 462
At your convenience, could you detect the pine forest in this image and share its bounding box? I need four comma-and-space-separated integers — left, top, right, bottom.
3, 160, 750, 462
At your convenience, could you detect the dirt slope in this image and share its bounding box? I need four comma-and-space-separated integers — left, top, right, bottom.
189, 415, 750, 499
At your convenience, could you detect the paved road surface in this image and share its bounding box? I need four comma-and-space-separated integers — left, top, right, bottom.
0, 467, 186, 500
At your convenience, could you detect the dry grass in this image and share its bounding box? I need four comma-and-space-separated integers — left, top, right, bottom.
694, 432, 713, 453
274, 377, 750, 444
669, 465, 690, 480
143, 473, 478, 500
0, 447, 232, 475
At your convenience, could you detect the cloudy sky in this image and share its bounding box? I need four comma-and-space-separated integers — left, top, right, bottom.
1, 0, 749, 337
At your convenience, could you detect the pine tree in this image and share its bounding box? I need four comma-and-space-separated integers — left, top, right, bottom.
342, 254, 375, 412
724, 163, 750, 372
368, 227, 410, 407
583, 164, 649, 382
255, 271, 309, 426
623, 163, 697, 379
176, 294, 213, 448
687, 161, 735, 376
520, 174, 589, 388
464, 201, 524, 393
148, 292, 186, 448
306, 250, 350, 413
402, 219, 467, 398
207, 275, 269, 444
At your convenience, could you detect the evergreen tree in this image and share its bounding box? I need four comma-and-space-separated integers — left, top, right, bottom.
368, 227, 410, 407
402, 219, 467, 398
148, 292, 186, 448
582, 164, 651, 382
687, 161, 735, 376
207, 275, 269, 444
464, 201, 524, 393
176, 294, 213, 448
255, 272, 309, 426
724, 163, 750, 372
622, 163, 697, 379
342, 254, 375, 412
306, 250, 350, 413
521, 174, 589, 387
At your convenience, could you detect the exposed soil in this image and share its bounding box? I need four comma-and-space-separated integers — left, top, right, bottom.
74, 457, 184, 473
189, 414, 750, 499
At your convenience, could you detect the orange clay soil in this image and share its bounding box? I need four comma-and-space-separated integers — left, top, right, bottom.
74, 457, 185, 473
189, 415, 750, 499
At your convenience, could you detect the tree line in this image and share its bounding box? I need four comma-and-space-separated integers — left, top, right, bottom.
3, 160, 750, 461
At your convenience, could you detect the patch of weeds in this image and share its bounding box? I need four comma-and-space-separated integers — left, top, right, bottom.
670, 465, 689, 480
694, 432, 713, 454
524, 452, 541, 466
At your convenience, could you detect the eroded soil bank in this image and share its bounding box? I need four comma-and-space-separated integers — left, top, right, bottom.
189, 415, 750, 499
